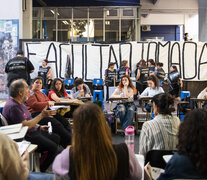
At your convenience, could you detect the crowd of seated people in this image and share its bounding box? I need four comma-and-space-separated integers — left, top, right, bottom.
2, 56, 207, 180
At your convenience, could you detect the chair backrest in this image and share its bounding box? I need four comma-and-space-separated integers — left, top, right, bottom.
145, 149, 175, 169
0, 113, 8, 126
65, 79, 74, 90
40, 89, 47, 95
93, 79, 103, 86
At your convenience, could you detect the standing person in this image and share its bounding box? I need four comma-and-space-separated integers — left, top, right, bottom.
111, 75, 137, 130
53, 102, 142, 180
155, 62, 166, 83
38, 59, 53, 89
118, 60, 130, 80
25, 77, 72, 147
104, 62, 117, 101
158, 109, 207, 179
147, 59, 156, 74
168, 66, 183, 99
136, 59, 149, 94
5, 50, 34, 87
71, 78, 91, 99
139, 93, 180, 157
2, 79, 59, 172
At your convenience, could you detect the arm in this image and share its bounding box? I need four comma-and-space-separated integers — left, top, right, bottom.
47, 68, 53, 79
22, 107, 56, 129
0, 134, 29, 180
84, 84, 91, 96
179, 78, 183, 89
26, 93, 49, 112
126, 68, 129, 76
50, 93, 62, 103
140, 88, 149, 98
197, 87, 207, 99
71, 88, 81, 99
123, 86, 134, 98
136, 69, 141, 81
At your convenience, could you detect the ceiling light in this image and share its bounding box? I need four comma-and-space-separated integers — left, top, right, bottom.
105, 21, 110, 25
50, 10, 55, 14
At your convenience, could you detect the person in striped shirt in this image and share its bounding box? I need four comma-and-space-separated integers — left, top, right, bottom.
139, 93, 180, 157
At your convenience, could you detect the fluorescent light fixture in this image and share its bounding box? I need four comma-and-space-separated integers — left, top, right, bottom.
106, 10, 110, 16
50, 10, 55, 14
105, 21, 110, 25
57, 12, 60, 16
62, 20, 69, 25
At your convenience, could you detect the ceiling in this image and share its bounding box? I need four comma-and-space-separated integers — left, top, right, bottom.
33, 0, 140, 7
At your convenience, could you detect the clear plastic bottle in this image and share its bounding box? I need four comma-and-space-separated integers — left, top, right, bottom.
125, 126, 135, 152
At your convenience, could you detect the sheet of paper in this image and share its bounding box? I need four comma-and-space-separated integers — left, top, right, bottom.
0, 123, 22, 134
16, 140, 31, 156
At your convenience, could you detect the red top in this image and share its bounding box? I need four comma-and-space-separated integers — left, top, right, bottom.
25, 90, 49, 114
48, 90, 68, 101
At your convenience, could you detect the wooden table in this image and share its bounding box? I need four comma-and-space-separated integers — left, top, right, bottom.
55, 100, 84, 106
140, 97, 153, 113
176, 101, 189, 117
77, 96, 92, 102
190, 98, 207, 108
108, 97, 128, 111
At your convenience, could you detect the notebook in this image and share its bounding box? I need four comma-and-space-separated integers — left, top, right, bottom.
0, 123, 22, 134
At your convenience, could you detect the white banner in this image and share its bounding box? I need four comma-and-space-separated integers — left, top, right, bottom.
24, 41, 207, 81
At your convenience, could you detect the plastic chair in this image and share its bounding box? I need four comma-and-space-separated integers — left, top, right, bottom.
40, 89, 47, 95
179, 91, 191, 120
65, 79, 74, 90
145, 150, 175, 169
93, 79, 103, 90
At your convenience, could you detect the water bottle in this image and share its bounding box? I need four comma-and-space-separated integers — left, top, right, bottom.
48, 122, 52, 134
125, 126, 135, 152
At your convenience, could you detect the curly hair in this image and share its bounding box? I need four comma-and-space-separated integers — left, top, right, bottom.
51, 78, 65, 97
152, 93, 174, 115
118, 75, 136, 94
177, 109, 207, 173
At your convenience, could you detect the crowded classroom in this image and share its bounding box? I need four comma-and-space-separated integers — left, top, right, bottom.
1, 0, 207, 180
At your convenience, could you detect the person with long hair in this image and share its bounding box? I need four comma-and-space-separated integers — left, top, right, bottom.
139, 93, 180, 157
136, 59, 149, 94
118, 60, 130, 80
52, 102, 142, 180
25, 77, 72, 147
111, 75, 137, 130
158, 109, 207, 179
147, 59, 156, 74
168, 66, 183, 98
48, 78, 73, 102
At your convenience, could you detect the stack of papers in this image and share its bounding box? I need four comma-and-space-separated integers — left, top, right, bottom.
16, 140, 31, 156
50, 105, 71, 110
0, 123, 22, 134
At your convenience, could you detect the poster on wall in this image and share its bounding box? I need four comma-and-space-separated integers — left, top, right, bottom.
0, 19, 19, 99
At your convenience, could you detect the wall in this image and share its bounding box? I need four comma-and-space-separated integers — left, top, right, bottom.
0, 0, 22, 38
141, 25, 180, 41
198, 0, 207, 42
140, 0, 199, 41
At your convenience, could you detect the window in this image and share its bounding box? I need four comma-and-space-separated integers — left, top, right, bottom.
58, 20, 72, 42
73, 20, 88, 41
57, 8, 72, 19
44, 9, 55, 18
105, 20, 119, 42
121, 20, 135, 41
89, 8, 103, 18
32, 20, 40, 39
42, 20, 56, 41
73, 8, 88, 19
89, 20, 103, 42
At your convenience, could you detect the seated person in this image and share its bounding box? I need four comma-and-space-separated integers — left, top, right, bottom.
71, 78, 91, 99
197, 87, 207, 108
38, 59, 53, 89
52, 102, 142, 180
48, 78, 73, 102
0, 133, 54, 180
155, 62, 165, 83
25, 77, 72, 147
158, 109, 207, 179
139, 74, 164, 98
2, 79, 59, 172
111, 75, 137, 130
139, 93, 180, 157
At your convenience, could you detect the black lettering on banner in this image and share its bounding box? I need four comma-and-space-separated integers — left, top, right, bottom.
26, 42, 41, 59
170, 42, 182, 77
198, 43, 207, 80
59, 43, 70, 79
136, 42, 145, 60
71, 45, 74, 79
157, 41, 171, 73
82, 44, 84, 79
119, 43, 132, 73
182, 42, 197, 80
46, 43, 58, 78
108, 45, 119, 68
147, 42, 158, 61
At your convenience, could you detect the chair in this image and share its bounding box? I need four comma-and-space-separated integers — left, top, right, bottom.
93, 79, 103, 90
145, 150, 175, 169
179, 91, 191, 120
65, 79, 74, 90
40, 89, 47, 95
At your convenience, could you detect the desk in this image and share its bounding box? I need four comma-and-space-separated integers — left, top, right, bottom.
108, 97, 128, 111
28, 144, 40, 172
7, 126, 28, 141
190, 98, 207, 108
28, 144, 38, 154
176, 101, 189, 118
55, 100, 84, 106
77, 97, 92, 102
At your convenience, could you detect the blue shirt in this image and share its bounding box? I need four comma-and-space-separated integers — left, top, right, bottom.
158, 152, 207, 180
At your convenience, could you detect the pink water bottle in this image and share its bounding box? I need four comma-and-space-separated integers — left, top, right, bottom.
125, 126, 135, 152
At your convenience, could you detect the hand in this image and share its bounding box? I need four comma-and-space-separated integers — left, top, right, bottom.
137, 94, 140, 99
205, 87, 207, 92
41, 106, 56, 118
40, 125, 49, 132
48, 101, 55, 107
85, 94, 90, 97
80, 89, 84, 96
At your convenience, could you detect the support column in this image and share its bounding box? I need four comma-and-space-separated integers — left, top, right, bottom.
23, 0, 33, 38
198, 0, 207, 41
